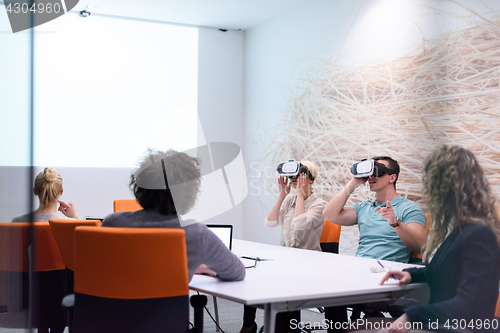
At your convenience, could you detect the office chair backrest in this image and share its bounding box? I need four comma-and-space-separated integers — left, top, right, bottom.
320, 220, 342, 254
72, 226, 189, 333
0, 222, 65, 272
496, 294, 500, 318
0, 222, 66, 327
409, 213, 432, 263
0, 222, 29, 272
48, 219, 101, 271
113, 199, 142, 212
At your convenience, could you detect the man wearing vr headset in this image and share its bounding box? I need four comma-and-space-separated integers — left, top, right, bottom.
321, 157, 426, 333
323, 156, 426, 263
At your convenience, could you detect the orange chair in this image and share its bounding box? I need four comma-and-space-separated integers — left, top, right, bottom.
409, 213, 432, 263
48, 219, 101, 294
69, 226, 193, 333
495, 294, 500, 318
0, 222, 66, 330
113, 199, 142, 212
320, 220, 342, 254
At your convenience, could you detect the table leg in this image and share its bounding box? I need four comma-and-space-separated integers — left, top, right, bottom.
213, 296, 220, 332
264, 303, 277, 333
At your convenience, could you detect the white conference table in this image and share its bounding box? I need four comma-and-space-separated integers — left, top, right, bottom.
189, 239, 426, 332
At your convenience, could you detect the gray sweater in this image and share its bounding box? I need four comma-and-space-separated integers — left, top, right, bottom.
12, 213, 60, 222
101, 210, 245, 282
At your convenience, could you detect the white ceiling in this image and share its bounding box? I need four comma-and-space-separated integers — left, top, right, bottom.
72, 0, 322, 30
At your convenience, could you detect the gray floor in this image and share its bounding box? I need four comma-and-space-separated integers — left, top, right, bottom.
0, 293, 329, 333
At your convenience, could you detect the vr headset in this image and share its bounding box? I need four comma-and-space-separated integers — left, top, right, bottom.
276, 160, 315, 181
351, 159, 397, 178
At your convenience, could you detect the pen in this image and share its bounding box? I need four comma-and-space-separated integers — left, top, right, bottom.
240, 256, 272, 261
377, 260, 398, 280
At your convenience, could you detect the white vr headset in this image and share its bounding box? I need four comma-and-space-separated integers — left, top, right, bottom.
276, 160, 315, 181
350, 159, 397, 178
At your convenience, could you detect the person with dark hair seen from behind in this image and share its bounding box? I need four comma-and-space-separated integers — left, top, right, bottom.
377, 146, 500, 333
101, 149, 245, 282
240, 161, 336, 333
12, 167, 78, 222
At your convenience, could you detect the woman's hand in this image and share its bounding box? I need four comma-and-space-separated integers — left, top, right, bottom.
379, 270, 411, 286
386, 313, 411, 333
278, 176, 291, 198
58, 200, 78, 219
296, 173, 309, 198
195, 264, 217, 277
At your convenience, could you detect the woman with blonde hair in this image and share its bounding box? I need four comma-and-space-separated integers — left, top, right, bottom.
240, 160, 339, 333
12, 167, 78, 222
380, 145, 500, 333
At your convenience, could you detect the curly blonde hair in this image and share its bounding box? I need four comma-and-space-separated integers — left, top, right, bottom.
423, 145, 500, 261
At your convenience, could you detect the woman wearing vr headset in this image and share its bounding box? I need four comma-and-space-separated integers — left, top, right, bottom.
378, 146, 500, 333
240, 160, 331, 333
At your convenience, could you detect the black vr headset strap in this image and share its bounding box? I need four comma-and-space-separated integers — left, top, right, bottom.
299, 164, 315, 182
373, 161, 397, 179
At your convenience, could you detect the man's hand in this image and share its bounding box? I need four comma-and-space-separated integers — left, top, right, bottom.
349, 177, 368, 190
376, 201, 396, 226
58, 201, 78, 219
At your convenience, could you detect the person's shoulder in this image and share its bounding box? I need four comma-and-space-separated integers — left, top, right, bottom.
308, 194, 326, 206
101, 211, 130, 226
459, 223, 500, 258
397, 196, 424, 212
183, 221, 206, 232
11, 213, 59, 222
461, 222, 497, 239
11, 213, 29, 222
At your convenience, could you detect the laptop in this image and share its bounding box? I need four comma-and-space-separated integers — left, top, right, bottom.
85, 216, 105, 222
206, 224, 233, 250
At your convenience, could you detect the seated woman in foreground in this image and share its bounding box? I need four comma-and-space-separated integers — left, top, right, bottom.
101, 149, 245, 282
379, 145, 500, 333
12, 167, 78, 222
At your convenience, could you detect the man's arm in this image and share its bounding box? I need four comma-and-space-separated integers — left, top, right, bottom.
323, 178, 366, 226
202, 227, 245, 281
394, 221, 427, 253
377, 201, 427, 253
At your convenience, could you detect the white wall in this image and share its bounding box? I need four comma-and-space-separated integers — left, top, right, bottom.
243, 0, 367, 245
0, 8, 32, 221
242, 0, 500, 248
197, 27, 245, 237
0, 14, 245, 225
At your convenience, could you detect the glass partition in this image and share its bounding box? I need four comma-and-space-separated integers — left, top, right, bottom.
0, 2, 33, 331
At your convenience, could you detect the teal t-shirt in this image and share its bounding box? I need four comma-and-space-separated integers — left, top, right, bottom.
352, 195, 426, 263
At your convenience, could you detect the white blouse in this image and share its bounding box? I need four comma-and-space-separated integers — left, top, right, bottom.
265, 193, 326, 251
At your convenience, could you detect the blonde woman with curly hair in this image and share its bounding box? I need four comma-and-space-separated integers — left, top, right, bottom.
380, 146, 500, 333
12, 167, 78, 222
